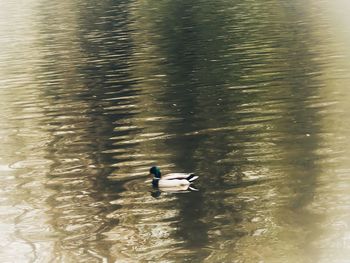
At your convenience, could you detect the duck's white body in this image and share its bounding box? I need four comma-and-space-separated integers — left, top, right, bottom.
154, 173, 198, 188
158, 179, 190, 188
150, 167, 198, 188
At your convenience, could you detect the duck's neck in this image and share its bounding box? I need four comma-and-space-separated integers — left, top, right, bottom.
152, 178, 159, 187
154, 172, 161, 179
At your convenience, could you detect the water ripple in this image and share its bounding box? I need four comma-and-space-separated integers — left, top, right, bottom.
1, 0, 350, 261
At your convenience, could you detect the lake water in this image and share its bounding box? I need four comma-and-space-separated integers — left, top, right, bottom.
1, 0, 350, 262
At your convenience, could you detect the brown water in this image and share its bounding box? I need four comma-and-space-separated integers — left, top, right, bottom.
1, 0, 350, 262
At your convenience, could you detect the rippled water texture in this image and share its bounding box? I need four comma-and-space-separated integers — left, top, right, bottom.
2, 0, 350, 262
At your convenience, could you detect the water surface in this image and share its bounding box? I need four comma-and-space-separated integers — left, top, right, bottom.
1, 0, 350, 262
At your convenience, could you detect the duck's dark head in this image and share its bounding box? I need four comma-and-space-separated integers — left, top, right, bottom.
150, 166, 161, 178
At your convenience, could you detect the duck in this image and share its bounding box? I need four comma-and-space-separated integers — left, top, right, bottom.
149, 166, 198, 188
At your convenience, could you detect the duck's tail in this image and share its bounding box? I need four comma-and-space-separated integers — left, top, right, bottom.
188, 185, 199, 191
187, 174, 199, 182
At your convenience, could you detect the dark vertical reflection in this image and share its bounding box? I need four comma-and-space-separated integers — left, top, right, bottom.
129, 0, 330, 261
33, 0, 142, 261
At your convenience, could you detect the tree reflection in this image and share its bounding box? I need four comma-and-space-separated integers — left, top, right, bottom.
130, 0, 329, 261
28, 0, 334, 261
34, 0, 142, 261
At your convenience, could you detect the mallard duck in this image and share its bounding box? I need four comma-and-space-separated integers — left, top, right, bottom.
149, 166, 198, 188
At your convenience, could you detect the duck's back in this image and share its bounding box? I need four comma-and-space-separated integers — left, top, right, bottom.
162, 173, 194, 180
158, 178, 191, 188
